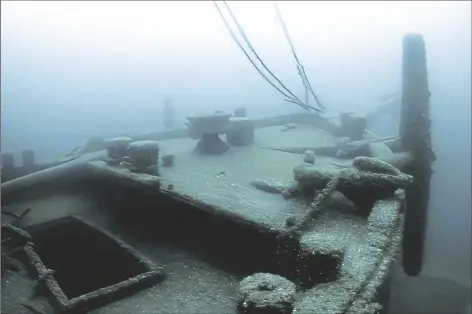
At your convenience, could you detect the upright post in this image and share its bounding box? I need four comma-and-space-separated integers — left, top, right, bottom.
163, 98, 175, 130
400, 33, 436, 276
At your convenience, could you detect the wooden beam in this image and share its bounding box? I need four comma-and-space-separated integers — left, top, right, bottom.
400, 33, 435, 276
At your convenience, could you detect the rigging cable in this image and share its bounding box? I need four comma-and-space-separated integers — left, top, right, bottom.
272, 1, 326, 111
220, 2, 312, 111
213, 1, 319, 112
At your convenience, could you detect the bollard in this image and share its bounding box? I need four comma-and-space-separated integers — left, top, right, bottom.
226, 117, 254, 147
233, 107, 247, 117
106, 137, 133, 160
339, 113, 367, 141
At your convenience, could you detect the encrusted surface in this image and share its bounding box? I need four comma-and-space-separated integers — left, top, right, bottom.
295, 281, 354, 314
300, 211, 367, 254
2, 125, 404, 314
1, 183, 403, 314
346, 214, 404, 314
86, 127, 402, 313
1, 190, 241, 314
238, 273, 297, 313
77, 127, 348, 232
294, 195, 403, 314
146, 127, 345, 229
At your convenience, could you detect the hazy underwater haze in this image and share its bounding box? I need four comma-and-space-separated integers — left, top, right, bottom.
1, 0, 471, 312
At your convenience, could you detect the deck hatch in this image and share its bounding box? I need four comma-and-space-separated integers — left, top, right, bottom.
24, 216, 164, 313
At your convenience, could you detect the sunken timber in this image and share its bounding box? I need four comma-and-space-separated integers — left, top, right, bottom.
1, 34, 434, 314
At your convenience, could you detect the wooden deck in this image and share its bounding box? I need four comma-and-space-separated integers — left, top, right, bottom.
1, 123, 404, 314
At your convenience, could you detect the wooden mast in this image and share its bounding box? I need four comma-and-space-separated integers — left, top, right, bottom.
400, 33, 436, 276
